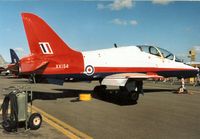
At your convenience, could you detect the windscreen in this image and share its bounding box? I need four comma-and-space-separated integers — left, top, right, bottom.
157, 47, 174, 60
137, 45, 161, 57
137, 45, 182, 62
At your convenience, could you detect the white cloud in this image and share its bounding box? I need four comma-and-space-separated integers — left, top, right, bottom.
97, 0, 134, 11
14, 47, 24, 52
111, 18, 138, 26
110, 0, 133, 11
14, 47, 26, 58
97, 3, 106, 10
111, 18, 128, 25
152, 0, 173, 5
129, 20, 138, 26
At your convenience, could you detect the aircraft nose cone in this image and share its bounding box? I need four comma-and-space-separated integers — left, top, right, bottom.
190, 67, 199, 77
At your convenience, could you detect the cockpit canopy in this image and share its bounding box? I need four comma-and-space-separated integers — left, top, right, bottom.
137, 45, 182, 62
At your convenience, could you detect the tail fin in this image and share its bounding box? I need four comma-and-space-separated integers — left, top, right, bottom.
21, 13, 84, 78
21, 13, 76, 55
10, 49, 19, 63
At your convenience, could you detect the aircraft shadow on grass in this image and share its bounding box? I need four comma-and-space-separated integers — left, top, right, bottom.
29, 88, 176, 106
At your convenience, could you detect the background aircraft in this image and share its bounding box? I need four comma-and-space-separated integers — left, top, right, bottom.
0, 55, 6, 72
0, 49, 20, 75
10, 49, 19, 64
6, 49, 20, 75
19, 13, 199, 103
0, 54, 10, 74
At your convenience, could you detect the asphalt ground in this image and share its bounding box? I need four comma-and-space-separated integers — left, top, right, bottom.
0, 75, 200, 139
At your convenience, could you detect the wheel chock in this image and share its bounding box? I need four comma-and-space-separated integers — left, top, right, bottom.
79, 94, 92, 101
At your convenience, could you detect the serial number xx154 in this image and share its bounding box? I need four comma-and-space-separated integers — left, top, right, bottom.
56, 64, 69, 69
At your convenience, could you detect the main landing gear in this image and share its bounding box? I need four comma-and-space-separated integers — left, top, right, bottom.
94, 80, 143, 104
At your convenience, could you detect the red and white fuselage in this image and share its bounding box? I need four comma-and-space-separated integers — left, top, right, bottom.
19, 13, 198, 85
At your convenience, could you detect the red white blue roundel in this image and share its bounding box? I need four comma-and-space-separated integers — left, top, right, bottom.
85, 65, 94, 76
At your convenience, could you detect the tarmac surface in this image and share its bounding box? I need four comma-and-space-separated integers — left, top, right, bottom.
0, 75, 200, 139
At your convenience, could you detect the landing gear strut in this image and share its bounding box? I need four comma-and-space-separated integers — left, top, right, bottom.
94, 81, 143, 104
178, 78, 188, 94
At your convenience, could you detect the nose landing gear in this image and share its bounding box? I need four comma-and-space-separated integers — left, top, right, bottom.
177, 78, 191, 94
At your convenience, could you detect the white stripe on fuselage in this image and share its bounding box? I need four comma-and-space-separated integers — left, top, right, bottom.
82, 46, 193, 70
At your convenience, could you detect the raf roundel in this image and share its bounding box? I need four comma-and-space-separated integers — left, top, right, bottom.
85, 65, 95, 76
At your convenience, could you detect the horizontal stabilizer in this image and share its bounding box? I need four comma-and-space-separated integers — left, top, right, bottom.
34, 61, 49, 72
20, 61, 49, 73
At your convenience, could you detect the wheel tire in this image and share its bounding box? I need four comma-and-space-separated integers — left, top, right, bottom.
120, 86, 139, 103
2, 120, 15, 132
130, 91, 139, 102
93, 85, 107, 99
28, 113, 42, 130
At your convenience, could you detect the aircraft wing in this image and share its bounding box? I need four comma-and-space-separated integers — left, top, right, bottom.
101, 73, 163, 86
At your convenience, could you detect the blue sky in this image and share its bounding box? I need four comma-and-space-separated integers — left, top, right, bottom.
0, 0, 200, 62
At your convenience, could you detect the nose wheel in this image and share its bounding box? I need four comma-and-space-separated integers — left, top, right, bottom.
130, 91, 139, 102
